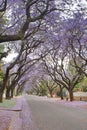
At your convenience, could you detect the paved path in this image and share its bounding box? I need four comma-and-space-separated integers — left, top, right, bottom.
26, 95, 87, 130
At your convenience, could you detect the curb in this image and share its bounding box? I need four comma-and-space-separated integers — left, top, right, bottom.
9, 96, 23, 130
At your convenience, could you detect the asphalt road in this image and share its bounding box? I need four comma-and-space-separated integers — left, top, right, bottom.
26, 95, 87, 130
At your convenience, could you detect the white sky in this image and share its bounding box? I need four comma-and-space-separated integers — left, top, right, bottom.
2, 51, 18, 63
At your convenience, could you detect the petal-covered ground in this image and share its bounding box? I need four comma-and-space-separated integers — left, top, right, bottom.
57, 99, 87, 109
32, 96, 87, 109
0, 110, 15, 130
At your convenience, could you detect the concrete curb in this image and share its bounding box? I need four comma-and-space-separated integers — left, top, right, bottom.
9, 96, 23, 130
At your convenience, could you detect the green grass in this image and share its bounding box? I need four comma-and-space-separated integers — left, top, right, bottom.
0, 98, 16, 108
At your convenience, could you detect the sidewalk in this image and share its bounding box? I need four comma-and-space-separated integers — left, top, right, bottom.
0, 96, 23, 130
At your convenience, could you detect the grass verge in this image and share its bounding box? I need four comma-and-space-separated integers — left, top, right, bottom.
0, 98, 16, 109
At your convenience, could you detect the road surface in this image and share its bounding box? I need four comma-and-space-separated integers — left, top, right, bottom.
26, 95, 87, 130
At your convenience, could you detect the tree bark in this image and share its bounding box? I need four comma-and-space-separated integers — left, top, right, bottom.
49, 90, 53, 97
59, 86, 63, 100
60, 88, 63, 100
0, 91, 3, 102
69, 89, 73, 101
5, 89, 11, 99
11, 88, 14, 98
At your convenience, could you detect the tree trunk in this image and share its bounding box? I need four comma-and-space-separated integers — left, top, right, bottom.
60, 92, 63, 100
60, 88, 63, 100
11, 88, 14, 98
15, 87, 18, 96
0, 91, 3, 102
6, 89, 11, 99
49, 90, 53, 97
69, 89, 73, 101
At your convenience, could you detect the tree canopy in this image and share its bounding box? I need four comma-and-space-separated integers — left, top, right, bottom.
0, 0, 87, 102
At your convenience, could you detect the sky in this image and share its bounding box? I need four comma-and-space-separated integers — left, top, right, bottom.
2, 51, 18, 63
